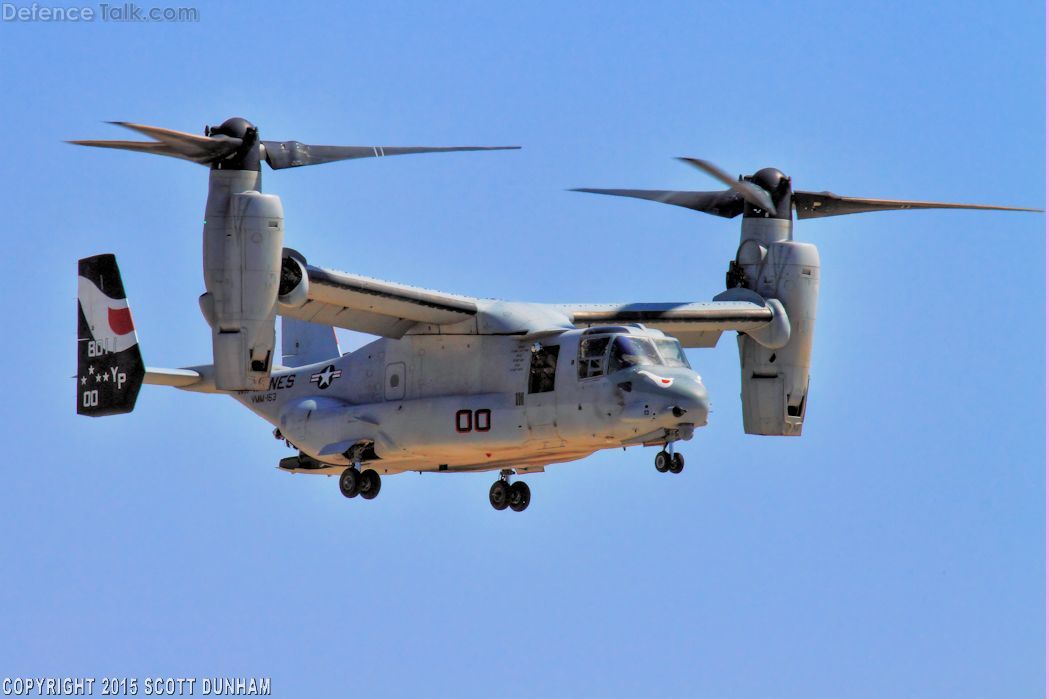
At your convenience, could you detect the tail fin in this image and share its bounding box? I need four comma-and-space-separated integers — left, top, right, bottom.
77, 254, 146, 416
281, 317, 341, 368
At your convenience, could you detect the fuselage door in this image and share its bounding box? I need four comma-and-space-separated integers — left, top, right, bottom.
524, 343, 563, 447
385, 362, 406, 401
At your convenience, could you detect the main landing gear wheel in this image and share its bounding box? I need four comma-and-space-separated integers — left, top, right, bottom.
508, 481, 531, 512
358, 469, 382, 500
489, 481, 510, 510
669, 452, 685, 474
654, 451, 671, 473
339, 467, 360, 498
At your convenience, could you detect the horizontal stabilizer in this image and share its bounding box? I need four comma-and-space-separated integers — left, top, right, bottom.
144, 367, 202, 388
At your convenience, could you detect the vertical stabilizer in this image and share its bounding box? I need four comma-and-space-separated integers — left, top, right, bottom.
77, 254, 146, 416
282, 317, 341, 367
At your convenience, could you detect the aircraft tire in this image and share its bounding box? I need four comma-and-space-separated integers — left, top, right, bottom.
489, 480, 510, 510
509, 481, 531, 512
339, 467, 360, 498
669, 453, 685, 474
359, 469, 382, 500
655, 451, 671, 473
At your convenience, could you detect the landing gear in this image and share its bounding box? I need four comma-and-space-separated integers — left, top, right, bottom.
339, 466, 382, 500
490, 470, 530, 512
669, 452, 685, 474
655, 446, 685, 474
489, 481, 510, 510
359, 469, 382, 500
339, 467, 359, 498
509, 481, 531, 512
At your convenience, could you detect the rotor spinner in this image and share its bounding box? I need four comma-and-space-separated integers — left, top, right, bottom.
743, 167, 792, 221
204, 116, 261, 172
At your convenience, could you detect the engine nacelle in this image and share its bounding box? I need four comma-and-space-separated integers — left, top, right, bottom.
733, 219, 820, 436
201, 173, 284, 391
277, 254, 309, 309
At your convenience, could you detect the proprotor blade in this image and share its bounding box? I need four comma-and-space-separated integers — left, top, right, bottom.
678, 157, 778, 216
793, 191, 1044, 219
262, 142, 520, 170
68, 121, 242, 164
570, 188, 744, 218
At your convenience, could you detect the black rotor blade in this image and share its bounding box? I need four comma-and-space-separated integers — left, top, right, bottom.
794, 190, 1043, 219
570, 188, 744, 218
68, 122, 241, 164
677, 157, 777, 216
262, 141, 520, 170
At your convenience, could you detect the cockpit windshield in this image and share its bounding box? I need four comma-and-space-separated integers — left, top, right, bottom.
608, 336, 663, 373
653, 338, 691, 368
577, 332, 690, 379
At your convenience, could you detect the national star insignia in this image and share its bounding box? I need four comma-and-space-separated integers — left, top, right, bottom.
309, 364, 343, 390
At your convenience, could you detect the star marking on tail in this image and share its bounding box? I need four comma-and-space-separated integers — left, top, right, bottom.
310, 364, 343, 390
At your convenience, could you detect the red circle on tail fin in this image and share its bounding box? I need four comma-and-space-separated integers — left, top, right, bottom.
108, 306, 134, 335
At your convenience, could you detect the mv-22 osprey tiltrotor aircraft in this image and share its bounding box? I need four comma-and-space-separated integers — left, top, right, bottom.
72, 118, 1040, 512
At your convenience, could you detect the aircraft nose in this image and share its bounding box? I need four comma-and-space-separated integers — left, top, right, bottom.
668, 381, 709, 426
630, 369, 710, 426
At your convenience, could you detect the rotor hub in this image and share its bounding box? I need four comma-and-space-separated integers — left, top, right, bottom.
750, 167, 789, 194
207, 116, 255, 139
743, 166, 793, 221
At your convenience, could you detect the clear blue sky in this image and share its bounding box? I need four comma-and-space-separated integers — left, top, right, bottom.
1, 1, 1044, 696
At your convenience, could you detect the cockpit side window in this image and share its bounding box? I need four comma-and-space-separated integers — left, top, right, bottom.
653, 338, 691, 368
577, 336, 610, 379
608, 336, 663, 373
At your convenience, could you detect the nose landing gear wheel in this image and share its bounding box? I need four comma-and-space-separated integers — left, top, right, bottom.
508, 481, 531, 512
654, 451, 671, 473
489, 480, 510, 510
669, 452, 685, 474
358, 469, 382, 500
339, 467, 360, 498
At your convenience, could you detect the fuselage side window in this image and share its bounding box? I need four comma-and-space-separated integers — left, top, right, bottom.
528, 345, 560, 394
577, 336, 610, 379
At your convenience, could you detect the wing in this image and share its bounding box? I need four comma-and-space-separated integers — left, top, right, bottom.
280, 258, 773, 345
280, 264, 479, 338
557, 300, 774, 347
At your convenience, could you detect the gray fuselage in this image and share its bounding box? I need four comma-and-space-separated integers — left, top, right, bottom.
236, 325, 709, 475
